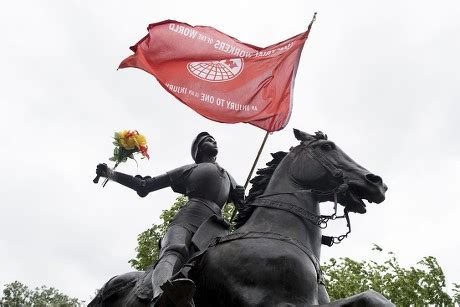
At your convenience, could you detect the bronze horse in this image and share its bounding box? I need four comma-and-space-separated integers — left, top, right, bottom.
89, 129, 391, 306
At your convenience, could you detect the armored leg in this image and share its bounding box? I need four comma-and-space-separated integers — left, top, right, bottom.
152, 225, 193, 299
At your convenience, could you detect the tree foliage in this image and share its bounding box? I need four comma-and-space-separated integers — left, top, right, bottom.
0, 280, 82, 306
322, 244, 459, 306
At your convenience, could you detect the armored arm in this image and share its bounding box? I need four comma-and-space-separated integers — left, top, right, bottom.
96, 163, 171, 197
113, 172, 171, 197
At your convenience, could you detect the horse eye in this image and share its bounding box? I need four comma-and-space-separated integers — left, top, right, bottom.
321, 143, 333, 151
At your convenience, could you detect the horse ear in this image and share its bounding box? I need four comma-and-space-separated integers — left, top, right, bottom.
293, 128, 315, 142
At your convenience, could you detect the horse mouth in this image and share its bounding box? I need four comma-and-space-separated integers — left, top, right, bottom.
344, 181, 386, 214
344, 191, 367, 213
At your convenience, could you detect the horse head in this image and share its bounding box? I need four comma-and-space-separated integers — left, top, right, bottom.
287, 128, 387, 213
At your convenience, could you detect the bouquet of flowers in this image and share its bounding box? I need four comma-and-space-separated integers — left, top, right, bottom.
94, 130, 150, 187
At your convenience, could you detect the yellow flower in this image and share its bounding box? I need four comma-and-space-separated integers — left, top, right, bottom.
134, 134, 147, 147
118, 131, 133, 150
117, 130, 147, 151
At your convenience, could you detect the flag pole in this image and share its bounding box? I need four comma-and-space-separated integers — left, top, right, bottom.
243, 131, 270, 189
230, 131, 270, 222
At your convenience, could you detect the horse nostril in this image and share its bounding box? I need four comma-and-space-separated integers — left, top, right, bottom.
366, 174, 382, 185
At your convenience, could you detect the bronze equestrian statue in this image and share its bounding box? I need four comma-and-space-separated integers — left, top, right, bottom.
94, 132, 245, 306
90, 129, 392, 306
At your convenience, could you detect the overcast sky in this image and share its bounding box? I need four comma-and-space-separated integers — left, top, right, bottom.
1, 0, 459, 303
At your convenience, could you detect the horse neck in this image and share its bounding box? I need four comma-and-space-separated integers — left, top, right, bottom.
239, 157, 323, 259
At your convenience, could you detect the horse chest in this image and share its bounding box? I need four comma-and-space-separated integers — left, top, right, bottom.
196, 238, 320, 305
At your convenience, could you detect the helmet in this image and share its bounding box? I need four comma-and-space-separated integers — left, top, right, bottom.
191, 132, 214, 162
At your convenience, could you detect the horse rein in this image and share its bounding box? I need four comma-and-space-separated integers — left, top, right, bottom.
251, 140, 353, 246
251, 187, 351, 246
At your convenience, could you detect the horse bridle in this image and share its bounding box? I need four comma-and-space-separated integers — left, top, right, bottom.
250, 140, 352, 246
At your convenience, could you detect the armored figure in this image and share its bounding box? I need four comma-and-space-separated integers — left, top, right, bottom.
96, 132, 245, 306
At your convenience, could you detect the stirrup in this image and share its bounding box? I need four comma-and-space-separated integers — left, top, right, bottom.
158, 278, 195, 307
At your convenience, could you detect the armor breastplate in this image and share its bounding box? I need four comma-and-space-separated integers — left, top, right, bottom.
185, 163, 231, 207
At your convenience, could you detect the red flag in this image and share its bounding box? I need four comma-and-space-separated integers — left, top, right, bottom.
120, 16, 315, 132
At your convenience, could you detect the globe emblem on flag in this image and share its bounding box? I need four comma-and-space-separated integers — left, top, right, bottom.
187, 58, 244, 82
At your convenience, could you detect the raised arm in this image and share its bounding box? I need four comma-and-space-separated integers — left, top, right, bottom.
96, 163, 171, 197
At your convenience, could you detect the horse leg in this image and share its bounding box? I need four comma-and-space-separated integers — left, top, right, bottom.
318, 290, 395, 307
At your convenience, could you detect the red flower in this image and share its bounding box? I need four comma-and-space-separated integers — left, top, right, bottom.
139, 145, 150, 159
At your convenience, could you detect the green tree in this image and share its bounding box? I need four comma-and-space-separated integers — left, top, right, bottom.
0, 281, 30, 306
0, 281, 82, 306
129, 196, 234, 271
322, 244, 459, 306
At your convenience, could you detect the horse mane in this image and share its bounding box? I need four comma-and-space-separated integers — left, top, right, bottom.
234, 151, 288, 228
314, 131, 327, 140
